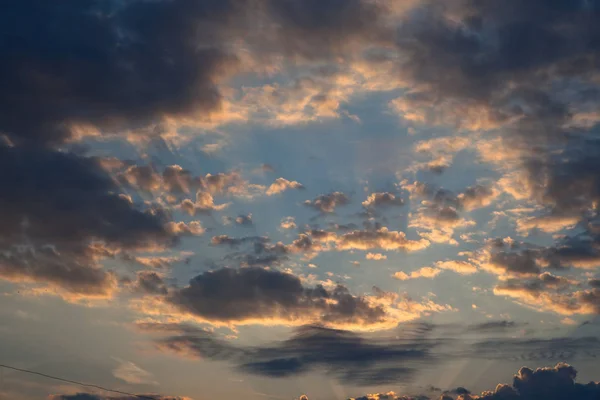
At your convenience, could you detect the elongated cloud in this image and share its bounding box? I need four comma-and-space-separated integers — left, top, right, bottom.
136, 267, 451, 330
139, 323, 438, 385
0, 145, 177, 299
266, 178, 305, 195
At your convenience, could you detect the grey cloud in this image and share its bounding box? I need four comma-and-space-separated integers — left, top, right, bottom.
144, 323, 437, 385
166, 267, 389, 327
348, 364, 600, 400
304, 192, 351, 213
134, 271, 169, 296
362, 192, 405, 209
210, 235, 270, 248
0, 0, 242, 146
467, 320, 524, 333
0, 145, 174, 297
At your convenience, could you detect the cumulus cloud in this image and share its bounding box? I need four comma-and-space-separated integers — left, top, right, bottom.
393, 267, 441, 281
366, 253, 387, 261
266, 178, 305, 195
280, 217, 297, 230
179, 191, 229, 215
348, 363, 600, 400
112, 358, 157, 386
362, 192, 404, 209
335, 228, 430, 252
406, 182, 496, 244
165, 267, 448, 329
304, 192, 351, 213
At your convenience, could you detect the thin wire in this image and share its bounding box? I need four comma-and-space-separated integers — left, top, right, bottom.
0, 363, 157, 399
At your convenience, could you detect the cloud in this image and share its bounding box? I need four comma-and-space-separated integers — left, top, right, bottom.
432, 260, 478, 275
280, 217, 297, 230
366, 253, 387, 261
304, 192, 351, 213
0, 0, 243, 146
393, 267, 441, 281
164, 221, 205, 236
266, 178, 305, 195
493, 275, 599, 316
141, 323, 439, 385
406, 182, 492, 244
264, 0, 387, 59
349, 363, 600, 400
222, 213, 253, 226
165, 267, 449, 329
335, 227, 430, 252
0, 145, 176, 299
135, 267, 452, 330
362, 192, 404, 209
179, 191, 229, 215
132, 271, 169, 296
466, 320, 523, 333
112, 358, 158, 385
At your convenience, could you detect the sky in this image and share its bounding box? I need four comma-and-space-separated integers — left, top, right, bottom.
2, 0, 600, 399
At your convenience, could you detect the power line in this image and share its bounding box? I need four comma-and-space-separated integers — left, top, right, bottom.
0, 363, 158, 399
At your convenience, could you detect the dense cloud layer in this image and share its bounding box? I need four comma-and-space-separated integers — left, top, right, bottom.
0, 145, 175, 298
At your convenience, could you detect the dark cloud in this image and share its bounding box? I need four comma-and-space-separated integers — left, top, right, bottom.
143, 323, 437, 385
265, 0, 386, 59
166, 267, 392, 328
0, 145, 174, 297
304, 192, 351, 213
362, 192, 405, 209
0, 0, 242, 146
465, 337, 600, 362
347, 363, 600, 400
395, 0, 600, 228
133, 271, 169, 295
210, 235, 270, 248
467, 320, 523, 333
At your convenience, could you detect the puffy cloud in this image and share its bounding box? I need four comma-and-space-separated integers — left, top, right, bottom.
164, 267, 448, 329
0, 0, 248, 146
335, 228, 430, 252
362, 192, 404, 209
280, 217, 297, 230
406, 182, 496, 244
133, 271, 169, 296
432, 260, 478, 275
393, 267, 441, 281
348, 363, 600, 400
304, 192, 351, 213
179, 191, 229, 215
266, 178, 305, 195
165, 221, 205, 236
223, 213, 253, 226
366, 253, 387, 261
